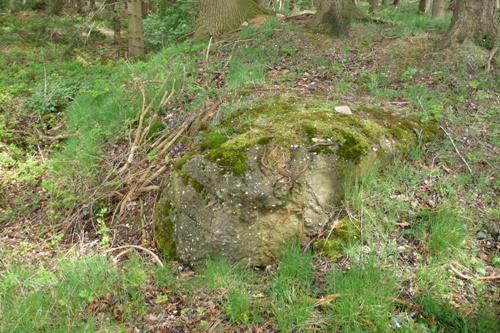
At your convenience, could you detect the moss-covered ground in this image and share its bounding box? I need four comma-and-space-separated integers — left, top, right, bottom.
1, 2, 499, 332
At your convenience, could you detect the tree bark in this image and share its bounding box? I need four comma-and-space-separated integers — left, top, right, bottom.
310, 0, 367, 39
113, 2, 122, 45
128, 0, 145, 58
419, 0, 431, 13
382, 0, 392, 5
195, 0, 269, 37
432, 0, 447, 18
369, 0, 379, 12
48, 0, 65, 15
9, 0, 17, 11
436, 0, 498, 50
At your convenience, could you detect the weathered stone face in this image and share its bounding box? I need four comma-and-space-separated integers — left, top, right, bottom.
154, 97, 428, 266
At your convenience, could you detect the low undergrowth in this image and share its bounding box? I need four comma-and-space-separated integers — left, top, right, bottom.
1, 2, 498, 332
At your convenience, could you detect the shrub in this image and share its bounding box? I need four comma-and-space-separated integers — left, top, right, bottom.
143, 0, 198, 49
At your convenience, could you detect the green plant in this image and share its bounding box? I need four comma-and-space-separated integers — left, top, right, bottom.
326, 262, 397, 332
198, 258, 248, 291
123, 255, 148, 288
96, 207, 111, 247
225, 287, 252, 324
0, 255, 125, 332
143, 0, 198, 48
377, 3, 451, 37
270, 242, 317, 332
273, 297, 317, 332
153, 265, 174, 287
410, 205, 467, 260
271, 243, 314, 302
23, 75, 82, 114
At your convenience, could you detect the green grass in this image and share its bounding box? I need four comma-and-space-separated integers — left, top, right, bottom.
198, 258, 250, 291
0, 255, 124, 332
196, 258, 261, 325
225, 287, 253, 324
0, 253, 177, 332
409, 205, 468, 260
2, 5, 499, 332
270, 242, 318, 332
326, 262, 397, 332
376, 3, 451, 37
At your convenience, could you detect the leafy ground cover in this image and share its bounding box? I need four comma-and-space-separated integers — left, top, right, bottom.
1, 2, 498, 332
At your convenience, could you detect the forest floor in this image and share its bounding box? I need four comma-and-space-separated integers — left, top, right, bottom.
1, 3, 499, 332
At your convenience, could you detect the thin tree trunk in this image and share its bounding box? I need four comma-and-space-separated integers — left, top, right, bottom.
9, 0, 16, 11
369, 0, 379, 12
436, 0, 498, 50
310, 0, 368, 38
432, 0, 447, 18
113, 2, 122, 45
48, 0, 65, 15
196, 0, 269, 37
128, 0, 145, 58
419, 0, 432, 13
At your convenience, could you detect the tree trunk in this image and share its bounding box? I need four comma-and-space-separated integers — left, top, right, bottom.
310, 0, 367, 39
393, 0, 401, 5
436, 0, 498, 50
48, 0, 65, 15
195, 0, 269, 37
369, 0, 379, 12
113, 2, 122, 45
9, 0, 17, 11
419, 0, 431, 13
432, 0, 447, 18
382, 0, 392, 5
128, 0, 145, 58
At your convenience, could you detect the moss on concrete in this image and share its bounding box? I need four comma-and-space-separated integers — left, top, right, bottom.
155, 96, 434, 264
201, 131, 230, 149
153, 198, 176, 259
199, 97, 423, 174
314, 218, 360, 261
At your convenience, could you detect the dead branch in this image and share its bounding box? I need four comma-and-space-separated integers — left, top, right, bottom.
449, 263, 500, 281
104, 244, 163, 266
114, 112, 198, 218
486, 46, 497, 71
440, 125, 473, 175
314, 294, 341, 307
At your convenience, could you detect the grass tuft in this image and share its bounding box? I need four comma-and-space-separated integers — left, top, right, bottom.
326, 262, 397, 332
410, 205, 468, 260
270, 242, 318, 332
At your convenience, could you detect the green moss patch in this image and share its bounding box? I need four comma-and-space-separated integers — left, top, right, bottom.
199, 97, 424, 174
153, 198, 176, 259
201, 130, 230, 149
314, 218, 360, 261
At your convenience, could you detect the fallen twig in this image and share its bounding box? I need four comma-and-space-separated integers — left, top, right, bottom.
314, 294, 341, 307
284, 10, 316, 21
449, 263, 500, 281
486, 46, 497, 72
440, 125, 473, 175
104, 245, 163, 266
